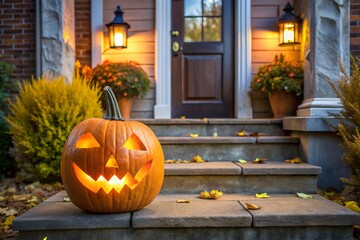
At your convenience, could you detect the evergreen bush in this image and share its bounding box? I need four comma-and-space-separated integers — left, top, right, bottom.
6, 69, 103, 183
329, 56, 360, 195
0, 60, 16, 178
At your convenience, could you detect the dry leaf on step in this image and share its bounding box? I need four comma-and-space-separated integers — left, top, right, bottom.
253, 158, 267, 163
189, 133, 199, 138
176, 199, 191, 203
255, 193, 270, 198
199, 190, 223, 200
236, 130, 249, 137
192, 155, 205, 163
296, 193, 313, 199
284, 157, 303, 164
245, 202, 262, 210
238, 159, 247, 164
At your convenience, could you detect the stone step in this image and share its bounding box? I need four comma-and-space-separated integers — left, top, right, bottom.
161, 161, 321, 194
138, 118, 285, 137
159, 136, 300, 161
13, 192, 360, 240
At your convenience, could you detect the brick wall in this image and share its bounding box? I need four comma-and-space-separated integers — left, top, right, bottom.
0, 0, 36, 83
351, 0, 360, 57
75, 0, 92, 66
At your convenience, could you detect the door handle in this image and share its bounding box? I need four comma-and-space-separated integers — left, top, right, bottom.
171, 30, 179, 37
172, 41, 182, 52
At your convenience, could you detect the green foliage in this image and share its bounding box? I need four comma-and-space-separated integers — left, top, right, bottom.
6, 71, 103, 183
90, 61, 150, 99
329, 55, 360, 192
0, 60, 16, 178
251, 54, 304, 96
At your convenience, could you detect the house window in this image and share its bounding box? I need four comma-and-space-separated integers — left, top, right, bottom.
184, 0, 222, 42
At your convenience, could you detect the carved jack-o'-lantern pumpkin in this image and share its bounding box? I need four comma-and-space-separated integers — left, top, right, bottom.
61, 86, 164, 213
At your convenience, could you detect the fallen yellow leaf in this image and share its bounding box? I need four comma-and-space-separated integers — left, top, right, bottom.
176, 199, 191, 203
3, 215, 15, 226
253, 158, 267, 163
237, 130, 248, 137
192, 155, 205, 163
238, 159, 247, 164
296, 193, 313, 199
189, 133, 199, 138
180, 116, 186, 119
285, 157, 303, 164
345, 201, 360, 214
63, 197, 71, 202
245, 202, 262, 210
255, 193, 270, 198
199, 190, 223, 200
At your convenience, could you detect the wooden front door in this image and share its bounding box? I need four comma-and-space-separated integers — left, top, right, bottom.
171, 0, 234, 118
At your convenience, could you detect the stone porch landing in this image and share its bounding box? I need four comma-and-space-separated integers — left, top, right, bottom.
13, 191, 359, 240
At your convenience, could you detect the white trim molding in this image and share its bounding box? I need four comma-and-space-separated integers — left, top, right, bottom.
91, 0, 103, 67
154, 0, 172, 119
155, 0, 252, 119
234, 0, 253, 118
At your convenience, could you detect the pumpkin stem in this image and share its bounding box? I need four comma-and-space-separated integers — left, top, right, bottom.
103, 86, 124, 121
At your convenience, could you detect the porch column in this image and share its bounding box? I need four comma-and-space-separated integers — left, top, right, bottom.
297, 0, 349, 117
39, 0, 75, 81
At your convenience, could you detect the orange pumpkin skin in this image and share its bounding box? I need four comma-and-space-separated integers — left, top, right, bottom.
61, 87, 164, 213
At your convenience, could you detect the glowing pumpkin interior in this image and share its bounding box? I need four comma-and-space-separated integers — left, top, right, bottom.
72, 132, 152, 194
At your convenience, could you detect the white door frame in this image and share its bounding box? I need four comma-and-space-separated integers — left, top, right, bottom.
154, 0, 252, 119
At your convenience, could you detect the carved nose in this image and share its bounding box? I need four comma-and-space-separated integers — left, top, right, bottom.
105, 155, 119, 168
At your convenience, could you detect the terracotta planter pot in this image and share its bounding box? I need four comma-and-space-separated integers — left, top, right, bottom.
268, 91, 302, 118
116, 97, 134, 119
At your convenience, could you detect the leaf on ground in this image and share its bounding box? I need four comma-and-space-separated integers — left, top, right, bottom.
27, 195, 39, 203
165, 159, 191, 164
296, 193, 313, 199
0, 207, 19, 216
345, 201, 360, 214
12, 194, 32, 201
285, 157, 303, 164
176, 199, 191, 203
255, 193, 270, 198
3, 215, 16, 226
189, 133, 199, 138
63, 197, 71, 202
253, 158, 267, 163
238, 159, 247, 164
245, 202, 262, 210
192, 155, 205, 163
199, 190, 223, 200
180, 116, 186, 119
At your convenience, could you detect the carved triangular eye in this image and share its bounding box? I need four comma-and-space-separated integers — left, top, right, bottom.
123, 134, 146, 151
75, 133, 100, 148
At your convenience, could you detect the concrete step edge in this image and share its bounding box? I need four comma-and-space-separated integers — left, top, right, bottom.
159, 136, 300, 144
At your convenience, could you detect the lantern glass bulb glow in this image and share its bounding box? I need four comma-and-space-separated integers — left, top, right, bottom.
114, 33, 124, 47
283, 23, 295, 43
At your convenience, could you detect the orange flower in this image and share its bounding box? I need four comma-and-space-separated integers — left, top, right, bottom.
288, 73, 295, 78
123, 92, 128, 97
75, 60, 81, 68
256, 79, 261, 83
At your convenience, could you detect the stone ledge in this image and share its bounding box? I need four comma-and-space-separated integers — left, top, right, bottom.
165, 161, 242, 175
283, 117, 341, 132
137, 118, 282, 125
235, 162, 322, 175
159, 136, 300, 144
13, 193, 360, 233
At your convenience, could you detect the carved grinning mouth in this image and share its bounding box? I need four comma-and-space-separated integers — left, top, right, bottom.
72, 160, 152, 194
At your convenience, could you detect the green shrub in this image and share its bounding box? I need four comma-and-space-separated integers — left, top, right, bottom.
0, 60, 16, 178
329, 56, 360, 194
6, 71, 103, 183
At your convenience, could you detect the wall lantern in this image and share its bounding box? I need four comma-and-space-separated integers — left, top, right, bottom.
276, 2, 302, 46
106, 5, 131, 49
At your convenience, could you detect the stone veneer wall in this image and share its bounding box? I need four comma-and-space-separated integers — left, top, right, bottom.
0, 0, 36, 83
75, 0, 91, 66
350, 0, 360, 57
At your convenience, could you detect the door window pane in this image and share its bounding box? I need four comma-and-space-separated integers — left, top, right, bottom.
184, 0, 222, 42
203, 17, 221, 42
184, 17, 202, 42
203, 0, 222, 16
185, 0, 202, 16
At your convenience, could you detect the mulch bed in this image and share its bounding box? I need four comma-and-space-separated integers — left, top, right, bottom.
0, 178, 63, 239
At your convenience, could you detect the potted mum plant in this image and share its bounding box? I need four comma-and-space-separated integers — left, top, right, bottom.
90, 60, 151, 118
251, 54, 303, 117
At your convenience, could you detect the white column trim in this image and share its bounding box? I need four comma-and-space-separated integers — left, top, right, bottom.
234, 0, 253, 118
154, 0, 252, 119
154, 0, 172, 119
91, 0, 103, 67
